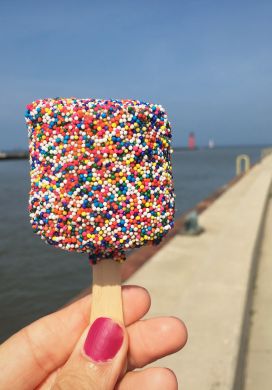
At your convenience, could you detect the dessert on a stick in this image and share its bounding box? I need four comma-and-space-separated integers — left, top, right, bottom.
25, 97, 174, 323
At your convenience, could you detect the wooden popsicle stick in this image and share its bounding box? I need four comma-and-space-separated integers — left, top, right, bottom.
90, 259, 123, 324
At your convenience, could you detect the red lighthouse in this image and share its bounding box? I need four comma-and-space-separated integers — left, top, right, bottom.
188, 132, 196, 150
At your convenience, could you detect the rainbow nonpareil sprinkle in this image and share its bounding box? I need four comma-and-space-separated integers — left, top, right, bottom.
25, 98, 175, 262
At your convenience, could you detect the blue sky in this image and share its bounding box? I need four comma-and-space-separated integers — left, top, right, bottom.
0, 0, 271, 148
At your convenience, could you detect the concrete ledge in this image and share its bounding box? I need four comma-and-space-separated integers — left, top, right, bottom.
233, 176, 271, 390
244, 187, 272, 389
127, 155, 272, 389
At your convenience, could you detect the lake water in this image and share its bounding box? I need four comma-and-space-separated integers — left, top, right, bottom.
0, 146, 264, 341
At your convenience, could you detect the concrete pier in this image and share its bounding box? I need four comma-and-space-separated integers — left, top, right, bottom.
127, 154, 272, 389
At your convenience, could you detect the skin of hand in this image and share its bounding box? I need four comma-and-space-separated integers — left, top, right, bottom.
0, 285, 187, 390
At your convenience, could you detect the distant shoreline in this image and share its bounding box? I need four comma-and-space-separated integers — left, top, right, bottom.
0, 151, 28, 160
0, 144, 271, 160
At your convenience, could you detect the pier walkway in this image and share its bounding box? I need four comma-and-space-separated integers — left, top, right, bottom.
127, 154, 272, 389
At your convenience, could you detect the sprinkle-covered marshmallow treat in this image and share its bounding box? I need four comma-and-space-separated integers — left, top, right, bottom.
25, 98, 174, 262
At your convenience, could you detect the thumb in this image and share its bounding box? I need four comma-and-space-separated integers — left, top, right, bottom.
52, 317, 127, 390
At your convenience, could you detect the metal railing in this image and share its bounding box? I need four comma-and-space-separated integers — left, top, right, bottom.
236, 155, 250, 175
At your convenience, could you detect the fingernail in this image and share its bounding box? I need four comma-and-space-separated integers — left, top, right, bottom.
83, 317, 124, 362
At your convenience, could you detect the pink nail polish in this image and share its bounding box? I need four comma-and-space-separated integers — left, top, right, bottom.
83, 317, 124, 362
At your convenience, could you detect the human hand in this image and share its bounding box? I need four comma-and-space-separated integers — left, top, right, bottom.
0, 286, 187, 389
